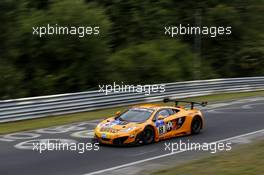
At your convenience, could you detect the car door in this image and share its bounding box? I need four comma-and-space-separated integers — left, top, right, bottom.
154, 108, 177, 139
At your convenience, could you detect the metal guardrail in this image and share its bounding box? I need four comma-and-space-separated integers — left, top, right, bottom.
0, 77, 263, 123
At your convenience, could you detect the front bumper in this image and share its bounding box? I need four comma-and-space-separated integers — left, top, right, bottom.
94, 130, 137, 145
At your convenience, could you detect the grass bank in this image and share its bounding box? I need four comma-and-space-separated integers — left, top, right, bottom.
152, 139, 264, 175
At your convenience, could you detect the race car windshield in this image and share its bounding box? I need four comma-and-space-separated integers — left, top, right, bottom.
119, 108, 153, 122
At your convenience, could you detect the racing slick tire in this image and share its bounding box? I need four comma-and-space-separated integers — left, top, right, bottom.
191, 116, 202, 134
142, 126, 155, 144
135, 126, 155, 145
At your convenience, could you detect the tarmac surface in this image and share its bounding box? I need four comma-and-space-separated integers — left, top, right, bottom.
0, 97, 264, 175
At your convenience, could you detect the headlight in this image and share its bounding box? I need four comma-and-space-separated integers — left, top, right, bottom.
120, 126, 137, 133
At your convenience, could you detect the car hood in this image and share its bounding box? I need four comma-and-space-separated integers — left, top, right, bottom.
98, 118, 139, 130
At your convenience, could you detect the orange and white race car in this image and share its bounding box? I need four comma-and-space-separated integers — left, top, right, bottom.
94, 98, 207, 145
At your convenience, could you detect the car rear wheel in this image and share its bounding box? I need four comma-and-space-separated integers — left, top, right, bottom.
191, 116, 202, 134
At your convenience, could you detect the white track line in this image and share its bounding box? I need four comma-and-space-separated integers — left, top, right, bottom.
84, 128, 264, 175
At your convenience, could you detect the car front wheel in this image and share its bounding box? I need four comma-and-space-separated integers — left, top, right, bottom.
142, 126, 155, 144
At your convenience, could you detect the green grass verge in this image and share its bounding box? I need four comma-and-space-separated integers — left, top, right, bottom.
0, 90, 263, 135
152, 139, 264, 175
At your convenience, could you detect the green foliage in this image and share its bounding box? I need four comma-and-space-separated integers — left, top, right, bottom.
2, 0, 111, 97
0, 63, 25, 99
108, 39, 199, 83
0, 0, 263, 99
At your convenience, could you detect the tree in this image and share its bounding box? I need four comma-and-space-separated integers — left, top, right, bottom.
7, 0, 111, 96
107, 39, 214, 84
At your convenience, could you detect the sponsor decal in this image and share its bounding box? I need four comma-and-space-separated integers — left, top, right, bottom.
101, 133, 107, 139
156, 120, 176, 135
100, 127, 119, 133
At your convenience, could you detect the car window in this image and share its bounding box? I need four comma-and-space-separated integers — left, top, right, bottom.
154, 108, 180, 121
168, 108, 180, 115
119, 108, 153, 122
155, 109, 170, 120
159, 110, 170, 117
167, 109, 174, 115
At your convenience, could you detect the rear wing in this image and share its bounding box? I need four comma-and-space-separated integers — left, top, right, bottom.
163, 97, 207, 109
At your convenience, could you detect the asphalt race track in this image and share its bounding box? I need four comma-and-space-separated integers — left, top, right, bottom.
0, 97, 264, 175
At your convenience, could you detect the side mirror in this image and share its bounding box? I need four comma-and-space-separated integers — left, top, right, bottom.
158, 115, 165, 120
115, 111, 121, 116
